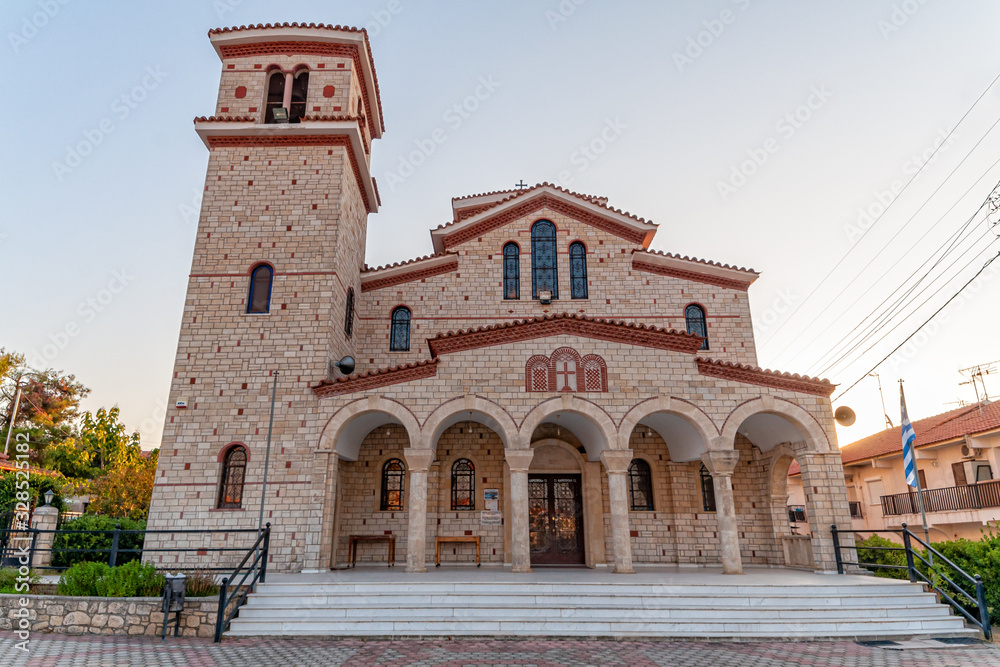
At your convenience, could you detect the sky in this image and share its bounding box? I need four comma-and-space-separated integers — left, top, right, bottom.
3, 0, 1000, 449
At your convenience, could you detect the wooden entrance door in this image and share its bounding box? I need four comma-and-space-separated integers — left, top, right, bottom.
528, 474, 585, 565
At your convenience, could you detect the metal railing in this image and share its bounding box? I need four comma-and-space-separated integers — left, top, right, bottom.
831, 523, 992, 640
849, 501, 863, 519
0, 524, 264, 571
214, 523, 270, 642
881, 479, 1000, 516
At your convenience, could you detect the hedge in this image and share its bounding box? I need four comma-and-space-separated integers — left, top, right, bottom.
50, 515, 146, 568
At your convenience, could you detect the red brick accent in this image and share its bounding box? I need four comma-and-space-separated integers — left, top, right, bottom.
525, 347, 608, 392
633, 259, 753, 291
234, 86, 247, 98
440, 194, 651, 249
215, 39, 384, 132
313, 359, 439, 397
204, 134, 371, 211
428, 313, 704, 357
323, 85, 335, 97
695, 358, 835, 396
361, 259, 458, 292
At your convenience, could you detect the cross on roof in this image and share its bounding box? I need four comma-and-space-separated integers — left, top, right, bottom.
515, 180, 528, 189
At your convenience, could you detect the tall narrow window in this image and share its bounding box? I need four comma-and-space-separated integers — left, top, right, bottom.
389, 306, 411, 351
685, 304, 708, 350
628, 459, 654, 511
569, 241, 588, 299
531, 220, 558, 299
700, 464, 716, 512
451, 459, 475, 510
344, 287, 355, 338
502, 243, 520, 300
217, 445, 247, 509
380, 458, 405, 511
289, 70, 309, 122
247, 265, 273, 314
264, 71, 286, 124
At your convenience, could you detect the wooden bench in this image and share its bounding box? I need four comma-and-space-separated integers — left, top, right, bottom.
435, 535, 481, 567
348, 534, 395, 568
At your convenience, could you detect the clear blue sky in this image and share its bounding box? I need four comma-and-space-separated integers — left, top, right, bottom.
3, 1, 1000, 448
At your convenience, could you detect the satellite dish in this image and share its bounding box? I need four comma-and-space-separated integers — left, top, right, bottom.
834, 406, 856, 427
330, 355, 355, 376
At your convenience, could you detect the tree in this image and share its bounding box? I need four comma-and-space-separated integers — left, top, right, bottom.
85, 450, 158, 519
78, 406, 140, 471
42, 438, 97, 479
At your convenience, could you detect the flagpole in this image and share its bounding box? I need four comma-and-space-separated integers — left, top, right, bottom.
900, 380, 933, 565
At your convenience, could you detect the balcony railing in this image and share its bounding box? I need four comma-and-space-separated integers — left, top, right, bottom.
849, 501, 863, 519
881, 479, 1000, 516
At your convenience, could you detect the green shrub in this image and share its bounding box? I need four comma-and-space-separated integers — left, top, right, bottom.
926, 523, 1000, 619
855, 534, 909, 580
182, 571, 220, 597
51, 514, 146, 568
0, 567, 40, 594
57, 561, 110, 596
94, 560, 163, 597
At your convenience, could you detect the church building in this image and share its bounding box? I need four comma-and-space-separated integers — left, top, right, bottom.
146, 22, 854, 576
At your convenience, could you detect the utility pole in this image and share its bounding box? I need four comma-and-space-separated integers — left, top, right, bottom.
258, 370, 279, 532
869, 372, 893, 429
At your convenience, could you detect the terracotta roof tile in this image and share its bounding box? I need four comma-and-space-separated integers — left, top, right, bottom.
427, 312, 697, 344
193, 116, 256, 123
840, 400, 1000, 465
634, 248, 758, 276
362, 251, 458, 274
695, 358, 834, 396
207, 23, 385, 133
452, 187, 607, 203
434, 182, 654, 231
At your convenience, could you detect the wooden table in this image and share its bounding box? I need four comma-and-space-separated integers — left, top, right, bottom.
435, 535, 481, 567
349, 535, 395, 567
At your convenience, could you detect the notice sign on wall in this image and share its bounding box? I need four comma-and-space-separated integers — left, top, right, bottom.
484, 488, 499, 512
480, 510, 502, 526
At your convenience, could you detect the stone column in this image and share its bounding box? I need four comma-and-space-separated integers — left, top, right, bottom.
701, 450, 743, 575
30, 504, 59, 569
403, 448, 434, 573
601, 450, 635, 574
505, 449, 535, 573
281, 72, 294, 114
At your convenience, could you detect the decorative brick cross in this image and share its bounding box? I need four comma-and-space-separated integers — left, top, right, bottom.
556, 360, 576, 391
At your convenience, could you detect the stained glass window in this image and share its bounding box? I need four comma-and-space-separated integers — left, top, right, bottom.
380, 459, 405, 511
686, 304, 708, 350
503, 243, 520, 300
217, 446, 247, 509
628, 459, 653, 511
451, 459, 475, 510
531, 220, 558, 299
389, 306, 410, 351
569, 241, 588, 299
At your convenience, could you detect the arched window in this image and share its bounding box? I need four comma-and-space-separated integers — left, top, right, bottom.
569, 241, 588, 299
344, 288, 355, 338
380, 458, 405, 511
700, 463, 716, 512
502, 242, 520, 300
289, 70, 309, 122
451, 459, 475, 510
531, 220, 558, 299
389, 306, 411, 351
685, 304, 708, 350
628, 459, 654, 511
247, 265, 273, 314
217, 445, 247, 509
264, 71, 286, 124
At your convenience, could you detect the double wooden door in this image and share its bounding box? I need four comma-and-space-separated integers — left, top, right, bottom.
528, 474, 585, 565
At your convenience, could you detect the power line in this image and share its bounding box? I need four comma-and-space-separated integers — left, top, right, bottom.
832, 251, 1000, 402
771, 116, 1000, 368
760, 69, 1000, 351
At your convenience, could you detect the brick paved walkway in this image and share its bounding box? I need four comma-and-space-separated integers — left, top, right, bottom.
1, 635, 998, 666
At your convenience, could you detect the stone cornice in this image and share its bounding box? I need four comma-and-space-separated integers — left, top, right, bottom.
313, 359, 438, 398
695, 358, 834, 397
360, 254, 459, 292
427, 313, 704, 357
632, 251, 758, 291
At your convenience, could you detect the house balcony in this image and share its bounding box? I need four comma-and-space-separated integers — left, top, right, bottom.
880, 479, 1000, 517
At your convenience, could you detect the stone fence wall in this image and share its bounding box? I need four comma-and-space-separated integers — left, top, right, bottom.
0, 594, 225, 637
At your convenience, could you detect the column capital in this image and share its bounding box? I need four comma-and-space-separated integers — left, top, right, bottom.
505, 448, 534, 473
701, 449, 739, 476
600, 449, 633, 475
402, 447, 434, 472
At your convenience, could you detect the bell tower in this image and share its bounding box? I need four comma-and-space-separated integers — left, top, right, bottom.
148, 23, 384, 570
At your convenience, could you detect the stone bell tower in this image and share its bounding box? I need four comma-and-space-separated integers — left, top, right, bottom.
147, 23, 383, 571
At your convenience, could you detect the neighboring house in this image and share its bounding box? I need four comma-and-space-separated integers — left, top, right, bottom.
790, 401, 1000, 543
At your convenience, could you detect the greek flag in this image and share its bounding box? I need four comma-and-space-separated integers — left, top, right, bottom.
901, 386, 918, 487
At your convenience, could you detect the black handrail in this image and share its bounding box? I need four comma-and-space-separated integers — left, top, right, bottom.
214, 523, 270, 643
831, 523, 992, 640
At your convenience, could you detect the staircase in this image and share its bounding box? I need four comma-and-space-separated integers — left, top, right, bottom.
225, 573, 978, 639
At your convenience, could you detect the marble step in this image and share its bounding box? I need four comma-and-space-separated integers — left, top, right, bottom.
226, 617, 975, 638
235, 604, 952, 620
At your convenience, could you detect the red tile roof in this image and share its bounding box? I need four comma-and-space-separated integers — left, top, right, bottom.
839, 400, 1000, 465
695, 358, 835, 397
362, 251, 457, 274
633, 248, 758, 276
